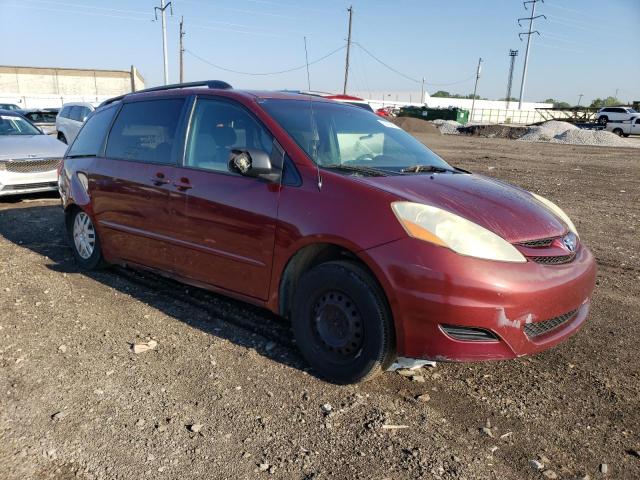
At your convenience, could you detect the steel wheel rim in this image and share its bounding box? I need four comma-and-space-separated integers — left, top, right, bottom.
73, 212, 96, 260
312, 290, 364, 358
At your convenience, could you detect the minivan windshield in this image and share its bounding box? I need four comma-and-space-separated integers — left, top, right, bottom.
261, 99, 452, 173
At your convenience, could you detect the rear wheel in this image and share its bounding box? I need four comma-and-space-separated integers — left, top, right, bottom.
612, 128, 623, 136
57, 132, 67, 144
623, 134, 630, 138
66, 208, 106, 270
291, 260, 394, 384
597, 116, 608, 125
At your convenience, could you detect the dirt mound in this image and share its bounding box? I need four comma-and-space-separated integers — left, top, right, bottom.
390, 116, 440, 135
458, 124, 529, 139
552, 128, 635, 147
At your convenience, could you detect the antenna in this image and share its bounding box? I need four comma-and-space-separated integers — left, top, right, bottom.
304, 36, 322, 190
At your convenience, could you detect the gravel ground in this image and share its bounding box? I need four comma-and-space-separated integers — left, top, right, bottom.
1, 134, 639, 479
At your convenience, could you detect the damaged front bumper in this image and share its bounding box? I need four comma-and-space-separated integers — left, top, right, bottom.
362, 237, 597, 362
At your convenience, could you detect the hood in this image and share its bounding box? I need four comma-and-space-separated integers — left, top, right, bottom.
0, 134, 67, 161
357, 173, 567, 243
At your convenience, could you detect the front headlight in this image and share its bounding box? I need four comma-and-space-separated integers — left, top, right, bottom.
391, 202, 526, 263
529, 192, 578, 237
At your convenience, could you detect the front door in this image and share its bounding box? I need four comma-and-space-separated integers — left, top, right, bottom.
170, 97, 280, 300
90, 97, 187, 273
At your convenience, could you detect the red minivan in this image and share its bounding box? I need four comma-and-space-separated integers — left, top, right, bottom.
59, 81, 596, 384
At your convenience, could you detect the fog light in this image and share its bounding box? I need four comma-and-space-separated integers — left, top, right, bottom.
441, 325, 499, 342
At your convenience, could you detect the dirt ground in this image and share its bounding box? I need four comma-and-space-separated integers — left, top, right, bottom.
1, 133, 639, 480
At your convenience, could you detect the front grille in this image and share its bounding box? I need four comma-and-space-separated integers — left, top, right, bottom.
3, 158, 61, 173
519, 238, 554, 248
530, 254, 576, 265
524, 309, 578, 338
1, 181, 58, 191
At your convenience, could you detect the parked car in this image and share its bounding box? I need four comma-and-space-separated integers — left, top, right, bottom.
0, 109, 66, 197
20, 109, 59, 135
56, 102, 96, 144
59, 81, 596, 384
606, 115, 640, 137
596, 106, 638, 125
0, 103, 22, 111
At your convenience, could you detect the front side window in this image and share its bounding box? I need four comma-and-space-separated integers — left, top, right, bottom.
185, 98, 273, 173
106, 99, 184, 164
260, 99, 450, 172
67, 105, 118, 157
0, 114, 41, 135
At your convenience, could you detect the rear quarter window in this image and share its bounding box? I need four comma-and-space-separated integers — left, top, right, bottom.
105, 99, 185, 164
67, 106, 118, 157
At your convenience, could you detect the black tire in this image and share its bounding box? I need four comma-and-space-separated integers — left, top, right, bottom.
57, 132, 67, 144
612, 128, 623, 136
623, 134, 630, 138
597, 116, 608, 125
291, 260, 395, 384
66, 208, 106, 270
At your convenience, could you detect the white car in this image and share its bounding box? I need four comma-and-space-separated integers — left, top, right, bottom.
0, 110, 67, 196
606, 115, 640, 137
56, 102, 97, 144
596, 106, 638, 125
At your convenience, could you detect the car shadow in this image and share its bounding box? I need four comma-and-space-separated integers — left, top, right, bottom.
0, 201, 311, 377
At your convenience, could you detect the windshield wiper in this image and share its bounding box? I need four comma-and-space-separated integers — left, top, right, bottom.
322, 163, 390, 176
401, 165, 456, 174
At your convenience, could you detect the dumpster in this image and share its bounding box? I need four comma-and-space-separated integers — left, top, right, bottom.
398, 106, 470, 125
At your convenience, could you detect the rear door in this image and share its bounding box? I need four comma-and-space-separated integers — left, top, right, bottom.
90, 97, 187, 273
632, 117, 640, 135
170, 96, 281, 300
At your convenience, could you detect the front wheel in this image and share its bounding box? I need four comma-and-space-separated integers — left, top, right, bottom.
291, 261, 395, 384
66, 208, 106, 270
597, 116, 608, 125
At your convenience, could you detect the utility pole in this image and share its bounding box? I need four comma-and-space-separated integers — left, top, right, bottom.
421, 77, 425, 104
179, 16, 185, 83
342, 5, 353, 95
517, 0, 546, 109
155, 0, 173, 85
577, 93, 583, 107
470, 57, 482, 122
505, 50, 518, 110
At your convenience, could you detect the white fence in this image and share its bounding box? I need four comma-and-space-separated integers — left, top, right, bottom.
0, 94, 113, 109
469, 108, 598, 125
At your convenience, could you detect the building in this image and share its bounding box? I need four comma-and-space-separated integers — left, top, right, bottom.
0, 65, 145, 109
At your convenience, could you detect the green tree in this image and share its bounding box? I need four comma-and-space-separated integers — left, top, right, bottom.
541, 98, 572, 108
589, 96, 622, 108
431, 90, 451, 98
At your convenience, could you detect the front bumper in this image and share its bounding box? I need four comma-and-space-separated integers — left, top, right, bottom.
0, 170, 58, 196
363, 237, 597, 361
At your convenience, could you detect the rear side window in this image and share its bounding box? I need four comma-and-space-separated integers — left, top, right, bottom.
69, 106, 82, 121
105, 99, 185, 164
59, 106, 70, 118
67, 106, 118, 157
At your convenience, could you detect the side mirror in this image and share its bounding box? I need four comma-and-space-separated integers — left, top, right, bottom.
229, 149, 274, 178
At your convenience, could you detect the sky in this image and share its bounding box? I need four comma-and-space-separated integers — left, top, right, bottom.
1, 0, 639, 105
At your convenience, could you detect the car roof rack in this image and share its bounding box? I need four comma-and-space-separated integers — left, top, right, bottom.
99, 80, 233, 107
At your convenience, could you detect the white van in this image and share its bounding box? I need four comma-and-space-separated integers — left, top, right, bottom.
56, 102, 97, 144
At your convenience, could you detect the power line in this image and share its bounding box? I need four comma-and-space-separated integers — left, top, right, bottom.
154, 0, 173, 85
184, 45, 346, 76
353, 42, 476, 87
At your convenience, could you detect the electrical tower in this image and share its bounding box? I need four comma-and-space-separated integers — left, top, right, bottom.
179, 16, 185, 83
343, 5, 353, 95
154, 0, 173, 85
517, 0, 546, 109
505, 50, 518, 110
470, 57, 482, 121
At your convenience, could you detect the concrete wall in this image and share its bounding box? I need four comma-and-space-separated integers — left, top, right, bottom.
0, 65, 145, 109
351, 90, 551, 111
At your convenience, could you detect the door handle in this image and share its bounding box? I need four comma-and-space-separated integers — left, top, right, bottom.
173, 177, 192, 191
151, 172, 170, 186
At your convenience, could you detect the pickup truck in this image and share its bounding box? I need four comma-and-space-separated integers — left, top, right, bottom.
606, 115, 640, 137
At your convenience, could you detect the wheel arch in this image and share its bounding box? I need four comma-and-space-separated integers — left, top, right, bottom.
277, 241, 396, 325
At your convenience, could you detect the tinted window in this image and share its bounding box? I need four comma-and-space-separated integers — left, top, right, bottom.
0, 114, 41, 135
25, 111, 57, 123
67, 106, 118, 157
59, 106, 69, 118
185, 98, 273, 173
68, 106, 82, 121
106, 99, 185, 164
